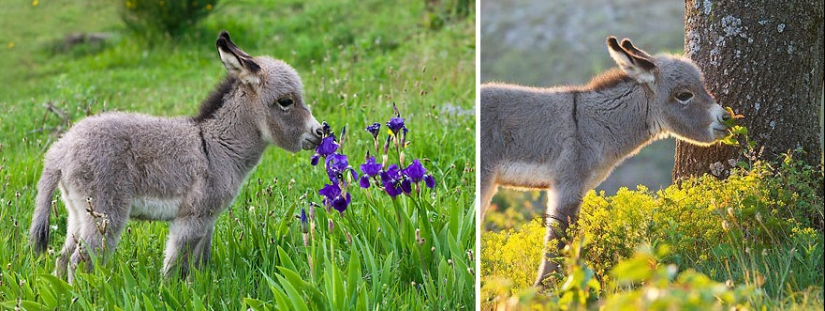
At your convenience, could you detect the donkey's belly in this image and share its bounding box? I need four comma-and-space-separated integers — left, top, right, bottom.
497, 161, 553, 190
130, 197, 182, 221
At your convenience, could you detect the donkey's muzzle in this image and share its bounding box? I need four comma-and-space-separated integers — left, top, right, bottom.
301, 136, 321, 150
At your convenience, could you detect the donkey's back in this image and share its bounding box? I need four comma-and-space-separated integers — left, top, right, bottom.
481, 83, 577, 155
46, 112, 207, 207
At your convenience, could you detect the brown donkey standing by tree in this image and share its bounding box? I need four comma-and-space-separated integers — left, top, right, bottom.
480, 37, 731, 286
29, 31, 324, 283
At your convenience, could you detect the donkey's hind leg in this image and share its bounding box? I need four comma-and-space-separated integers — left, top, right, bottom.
66, 193, 130, 284
479, 167, 498, 219
55, 185, 81, 279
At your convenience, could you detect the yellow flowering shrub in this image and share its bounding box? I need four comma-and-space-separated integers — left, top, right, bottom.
577, 186, 658, 281
481, 219, 547, 290
481, 151, 823, 309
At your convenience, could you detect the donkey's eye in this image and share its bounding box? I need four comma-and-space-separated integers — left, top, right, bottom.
675, 92, 693, 102
277, 98, 294, 107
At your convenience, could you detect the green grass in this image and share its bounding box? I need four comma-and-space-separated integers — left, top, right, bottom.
1, 0, 475, 309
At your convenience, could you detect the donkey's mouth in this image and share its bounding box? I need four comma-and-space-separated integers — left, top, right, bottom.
301, 137, 320, 150
711, 126, 728, 139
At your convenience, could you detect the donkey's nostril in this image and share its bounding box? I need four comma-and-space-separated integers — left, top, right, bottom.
314, 127, 323, 137
722, 111, 731, 121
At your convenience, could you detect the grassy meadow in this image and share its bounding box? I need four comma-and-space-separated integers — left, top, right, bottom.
0, 0, 476, 309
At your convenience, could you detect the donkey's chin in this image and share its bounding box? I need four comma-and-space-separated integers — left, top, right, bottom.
711, 126, 728, 140
673, 133, 718, 147
272, 139, 304, 153
300, 137, 320, 151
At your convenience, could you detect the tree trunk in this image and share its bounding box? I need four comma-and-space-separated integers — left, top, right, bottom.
674, 0, 824, 181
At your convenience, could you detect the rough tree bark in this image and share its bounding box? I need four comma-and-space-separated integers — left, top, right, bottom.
674, 0, 824, 181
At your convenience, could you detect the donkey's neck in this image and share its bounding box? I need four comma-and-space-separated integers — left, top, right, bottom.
198, 102, 269, 177
580, 84, 663, 167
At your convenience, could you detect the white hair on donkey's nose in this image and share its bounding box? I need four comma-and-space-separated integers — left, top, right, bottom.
709, 104, 729, 139
301, 117, 323, 150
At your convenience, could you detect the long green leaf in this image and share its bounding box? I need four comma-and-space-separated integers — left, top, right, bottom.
275, 266, 325, 307
160, 284, 181, 310
274, 273, 309, 311
346, 249, 362, 306
142, 294, 156, 311
270, 282, 291, 311
243, 297, 268, 311
278, 246, 297, 272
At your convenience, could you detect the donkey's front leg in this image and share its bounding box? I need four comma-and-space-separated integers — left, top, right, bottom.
535, 182, 585, 287
163, 216, 216, 279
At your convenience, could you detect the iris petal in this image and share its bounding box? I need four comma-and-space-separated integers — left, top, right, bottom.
402, 159, 427, 182
359, 175, 371, 188
401, 177, 412, 194
387, 117, 405, 134
360, 156, 383, 176
425, 175, 435, 189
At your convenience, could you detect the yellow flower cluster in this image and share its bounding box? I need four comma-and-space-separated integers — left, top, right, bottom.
481, 219, 546, 290
482, 152, 822, 308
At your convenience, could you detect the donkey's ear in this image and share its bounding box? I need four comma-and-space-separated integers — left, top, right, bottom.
606, 36, 657, 85
216, 31, 261, 85
620, 38, 654, 60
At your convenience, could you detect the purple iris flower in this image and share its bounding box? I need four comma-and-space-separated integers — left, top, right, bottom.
386, 117, 406, 135
424, 175, 435, 189
311, 135, 339, 166
359, 156, 383, 188
401, 159, 436, 190
318, 183, 341, 204
318, 183, 351, 216
380, 164, 404, 198
331, 192, 351, 216
402, 159, 427, 182
326, 153, 357, 185
300, 208, 309, 233
400, 177, 413, 195
382, 176, 402, 198
366, 122, 381, 139
321, 121, 331, 136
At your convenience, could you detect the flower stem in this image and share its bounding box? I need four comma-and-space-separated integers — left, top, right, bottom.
391, 198, 404, 238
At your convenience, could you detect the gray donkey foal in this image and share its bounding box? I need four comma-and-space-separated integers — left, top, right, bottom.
480, 37, 730, 286
29, 31, 323, 283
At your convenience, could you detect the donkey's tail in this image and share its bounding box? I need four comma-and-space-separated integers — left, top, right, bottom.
30, 165, 61, 254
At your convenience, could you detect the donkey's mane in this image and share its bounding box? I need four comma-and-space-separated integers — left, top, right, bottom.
193, 76, 238, 123
586, 68, 634, 91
